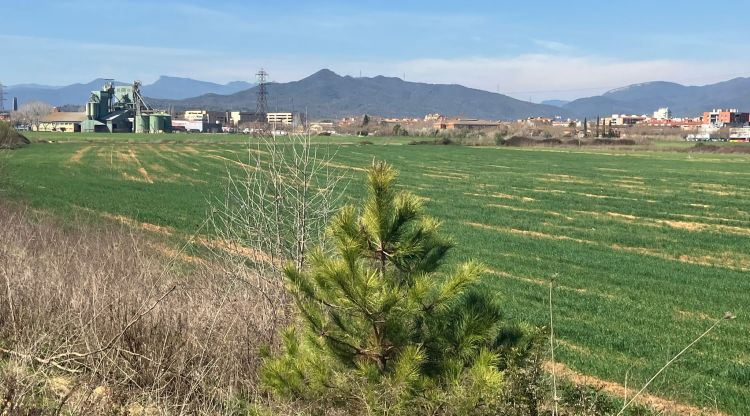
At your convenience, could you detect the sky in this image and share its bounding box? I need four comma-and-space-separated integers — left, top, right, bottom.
3, 0, 750, 102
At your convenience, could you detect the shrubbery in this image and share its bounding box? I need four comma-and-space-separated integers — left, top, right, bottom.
262, 162, 543, 415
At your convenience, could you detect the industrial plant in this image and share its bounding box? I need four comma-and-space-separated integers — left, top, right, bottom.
82, 81, 171, 133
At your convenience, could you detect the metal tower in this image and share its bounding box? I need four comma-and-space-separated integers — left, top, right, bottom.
255, 68, 269, 117
132, 80, 151, 114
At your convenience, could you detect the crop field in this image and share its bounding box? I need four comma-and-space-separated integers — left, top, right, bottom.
2, 137, 750, 414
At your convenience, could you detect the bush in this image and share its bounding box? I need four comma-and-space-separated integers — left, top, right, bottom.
262, 162, 538, 415
0, 121, 30, 149
503, 136, 537, 147
0, 203, 280, 413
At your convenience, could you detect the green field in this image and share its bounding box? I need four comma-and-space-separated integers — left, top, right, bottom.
2, 136, 749, 414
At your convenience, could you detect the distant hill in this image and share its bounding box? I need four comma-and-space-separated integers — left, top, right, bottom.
150, 69, 568, 120
562, 78, 750, 117
6, 79, 127, 108
6, 77, 253, 107
541, 99, 570, 107
141, 76, 254, 99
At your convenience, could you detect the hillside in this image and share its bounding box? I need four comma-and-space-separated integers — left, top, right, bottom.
141, 76, 253, 99
150, 69, 569, 120
6, 77, 253, 107
563, 78, 750, 117
6, 79, 128, 107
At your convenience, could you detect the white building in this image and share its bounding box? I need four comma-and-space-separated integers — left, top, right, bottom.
267, 112, 294, 124
653, 107, 672, 120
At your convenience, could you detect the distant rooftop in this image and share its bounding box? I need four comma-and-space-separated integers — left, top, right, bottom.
40, 112, 87, 122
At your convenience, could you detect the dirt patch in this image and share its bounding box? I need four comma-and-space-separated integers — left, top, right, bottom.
116, 147, 153, 183
606, 212, 638, 221
557, 340, 590, 354
465, 192, 536, 202
658, 220, 707, 232
658, 219, 750, 235
424, 173, 463, 180
539, 174, 592, 185
182, 145, 200, 155
545, 362, 727, 416
491, 204, 573, 220
675, 309, 713, 322
196, 236, 277, 266
595, 167, 628, 173
533, 188, 567, 194
488, 269, 611, 298
466, 222, 594, 244
137, 167, 153, 184
208, 154, 257, 170
68, 146, 92, 163
102, 213, 174, 236
611, 244, 750, 271
146, 241, 206, 266
322, 161, 366, 172
581, 193, 609, 199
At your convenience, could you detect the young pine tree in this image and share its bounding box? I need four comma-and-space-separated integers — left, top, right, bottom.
262, 161, 532, 415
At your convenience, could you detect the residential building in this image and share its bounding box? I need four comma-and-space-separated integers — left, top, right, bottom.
424, 113, 445, 122
606, 114, 647, 126
310, 121, 335, 134
183, 110, 207, 122
267, 112, 294, 124
653, 107, 672, 120
524, 117, 553, 126
702, 109, 750, 127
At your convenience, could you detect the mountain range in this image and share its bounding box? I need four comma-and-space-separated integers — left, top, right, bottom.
5, 77, 254, 107
561, 78, 750, 117
7, 70, 750, 120
149, 69, 566, 120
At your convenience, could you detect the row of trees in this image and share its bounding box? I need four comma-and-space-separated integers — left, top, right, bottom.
7, 101, 54, 130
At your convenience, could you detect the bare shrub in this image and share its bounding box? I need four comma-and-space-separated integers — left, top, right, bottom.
0, 203, 277, 414
208, 133, 346, 339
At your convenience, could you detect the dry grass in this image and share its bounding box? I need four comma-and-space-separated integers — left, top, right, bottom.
0, 202, 287, 414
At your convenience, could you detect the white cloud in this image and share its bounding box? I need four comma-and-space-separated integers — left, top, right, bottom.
333, 55, 750, 101
2, 33, 749, 102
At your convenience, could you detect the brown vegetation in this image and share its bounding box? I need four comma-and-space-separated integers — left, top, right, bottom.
687, 143, 750, 154
0, 202, 285, 414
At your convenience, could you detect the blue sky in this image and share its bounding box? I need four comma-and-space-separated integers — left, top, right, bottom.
3, 0, 750, 101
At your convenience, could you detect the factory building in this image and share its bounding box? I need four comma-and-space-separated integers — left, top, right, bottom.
81, 81, 171, 133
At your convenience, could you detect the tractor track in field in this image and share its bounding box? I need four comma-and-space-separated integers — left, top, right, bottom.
545, 361, 728, 416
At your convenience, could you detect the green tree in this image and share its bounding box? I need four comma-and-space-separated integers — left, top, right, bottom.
263, 161, 532, 415
362, 114, 370, 126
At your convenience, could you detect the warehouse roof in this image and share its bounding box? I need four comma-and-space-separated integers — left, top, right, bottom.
39, 112, 87, 123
